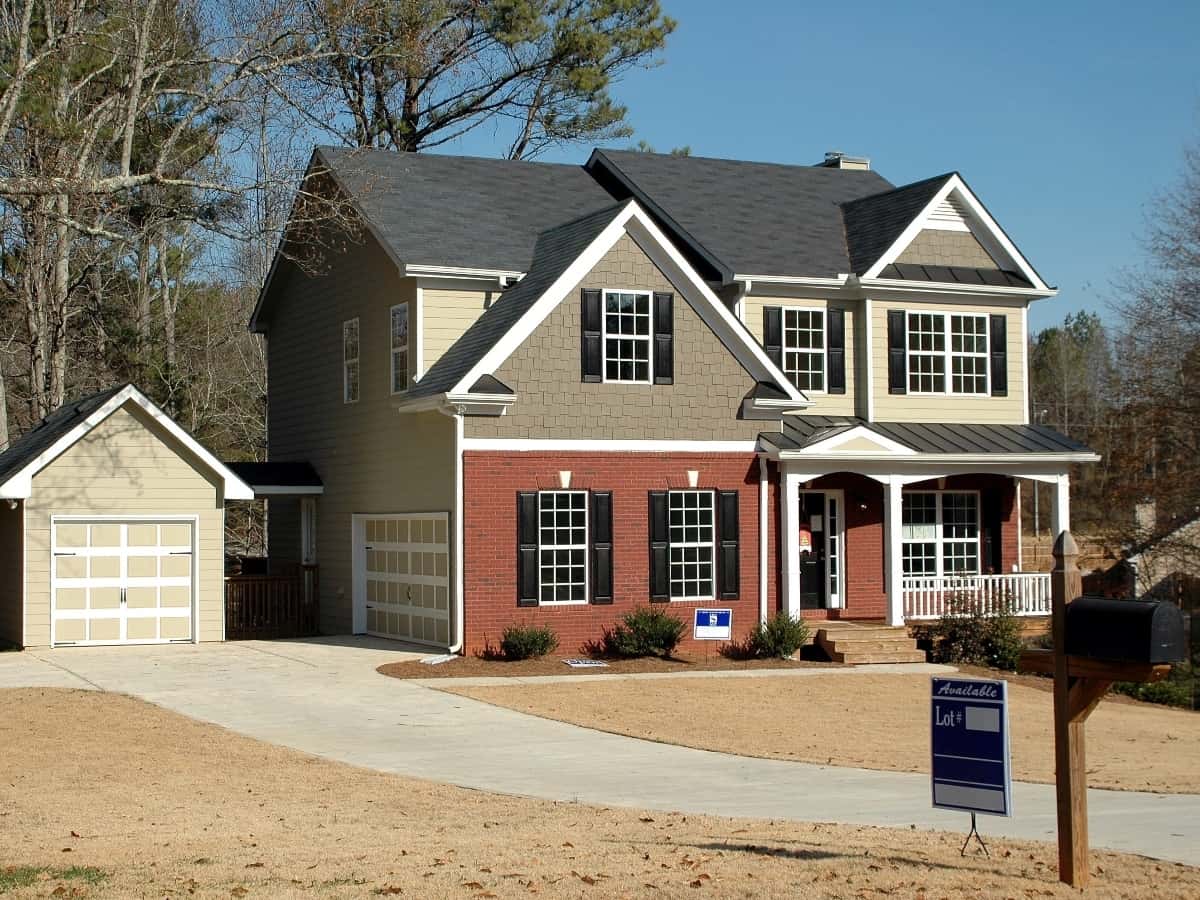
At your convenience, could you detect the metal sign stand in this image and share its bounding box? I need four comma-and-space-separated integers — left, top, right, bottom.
960, 812, 989, 857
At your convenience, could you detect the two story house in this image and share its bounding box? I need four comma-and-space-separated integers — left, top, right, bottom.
252, 147, 1098, 655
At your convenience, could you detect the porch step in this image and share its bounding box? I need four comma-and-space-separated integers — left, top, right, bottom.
815, 623, 926, 665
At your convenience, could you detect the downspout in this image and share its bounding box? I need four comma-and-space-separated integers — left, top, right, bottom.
436, 403, 466, 654
758, 455, 769, 626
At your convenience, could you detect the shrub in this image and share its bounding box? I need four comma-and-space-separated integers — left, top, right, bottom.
1112, 678, 1192, 709
499, 623, 559, 661
601, 606, 685, 658
743, 612, 810, 659
929, 591, 1024, 671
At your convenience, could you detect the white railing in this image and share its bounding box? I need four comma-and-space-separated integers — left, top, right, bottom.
903, 573, 1052, 620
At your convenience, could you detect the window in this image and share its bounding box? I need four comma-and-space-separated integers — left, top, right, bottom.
390, 303, 409, 394
782, 308, 825, 392
902, 491, 980, 577
906, 312, 989, 395
538, 491, 587, 603
603, 290, 651, 382
668, 490, 715, 600
342, 318, 359, 403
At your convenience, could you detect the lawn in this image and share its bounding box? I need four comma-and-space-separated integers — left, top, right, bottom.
442, 672, 1200, 794
2, 688, 1197, 898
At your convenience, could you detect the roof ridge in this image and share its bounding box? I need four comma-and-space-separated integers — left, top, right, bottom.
597, 147, 888, 175
840, 172, 957, 209
316, 144, 586, 172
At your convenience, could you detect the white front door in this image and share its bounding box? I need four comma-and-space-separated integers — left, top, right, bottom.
354, 513, 450, 646
51, 519, 196, 646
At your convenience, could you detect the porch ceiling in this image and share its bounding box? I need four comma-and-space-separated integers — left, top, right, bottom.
224, 461, 323, 497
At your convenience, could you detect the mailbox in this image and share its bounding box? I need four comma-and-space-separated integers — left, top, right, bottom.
1064, 596, 1186, 664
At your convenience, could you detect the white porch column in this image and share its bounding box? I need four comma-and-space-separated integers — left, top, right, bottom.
882, 477, 905, 627
1050, 473, 1071, 538
780, 467, 803, 618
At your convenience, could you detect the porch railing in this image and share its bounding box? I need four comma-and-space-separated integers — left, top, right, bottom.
225, 564, 319, 640
903, 572, 1052, 620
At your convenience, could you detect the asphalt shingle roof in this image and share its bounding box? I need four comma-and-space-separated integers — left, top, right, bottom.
0, 385, 126, 486
840, 174, 954, 276
225, 461, 323, 489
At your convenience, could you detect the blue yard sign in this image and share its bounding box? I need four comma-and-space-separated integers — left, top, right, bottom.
931, 677, 1012, 817
693, 608, 732, 640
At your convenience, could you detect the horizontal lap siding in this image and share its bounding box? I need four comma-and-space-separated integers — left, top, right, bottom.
422, 288, 492, 375
463, 451, 775, 655
0, 502, 23, 646
23, 404, 225, 647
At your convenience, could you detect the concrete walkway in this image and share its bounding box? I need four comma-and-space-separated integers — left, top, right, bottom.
1, 639, 1196, 866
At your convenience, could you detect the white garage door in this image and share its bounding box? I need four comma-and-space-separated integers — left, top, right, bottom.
358, 513, 449, 646
51, 519, 195, 646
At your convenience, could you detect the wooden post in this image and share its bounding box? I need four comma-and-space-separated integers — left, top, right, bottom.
1052, 530, 1088, 887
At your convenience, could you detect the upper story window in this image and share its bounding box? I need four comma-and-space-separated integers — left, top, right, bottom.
342, 318, 360, 404
603, 290, 651, 383
783, 308, 825, 392
390, 303, 409, 394
906, 312, 988, 395
901, 491, 979, 577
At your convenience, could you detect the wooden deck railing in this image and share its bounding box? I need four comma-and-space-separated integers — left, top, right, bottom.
903, 572, 1052, 620
225, 564, 319, 640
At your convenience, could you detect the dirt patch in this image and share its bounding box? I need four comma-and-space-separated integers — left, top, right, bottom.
443, 673, 1200, 794
379, 651, 836, 679
2, 688, 1196, 898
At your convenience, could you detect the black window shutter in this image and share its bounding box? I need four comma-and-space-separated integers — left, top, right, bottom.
887, 309, 907, 395
653, 292, 674, 385
826, 307, 846, 394
648, 491, 669, 602
989, 313, 1008, 397
581, 289, 602, 383
980, 488, 1003, 574
590, 491, 613, 604
517, 492, 539, 606
717, 490, 740, 600
763, 306, 783, 369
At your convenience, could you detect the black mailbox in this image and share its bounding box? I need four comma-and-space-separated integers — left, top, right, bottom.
1064, 596, 1186, 664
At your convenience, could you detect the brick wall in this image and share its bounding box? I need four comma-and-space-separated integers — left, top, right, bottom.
463, 451, 773, 655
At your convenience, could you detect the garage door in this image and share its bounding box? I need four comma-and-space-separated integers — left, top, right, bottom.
360, 513, 449, 646
51, 519, 195, 646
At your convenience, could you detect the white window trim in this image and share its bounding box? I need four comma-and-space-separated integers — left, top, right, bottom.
537, 490, 589, 606
781, 305, 827, 396
389, 302, 409, 395
901, 489, 982, 578
905, 311, 990, 397
667, 489, 716, 602
342, 317, 360, 404
600, 287, 653, 385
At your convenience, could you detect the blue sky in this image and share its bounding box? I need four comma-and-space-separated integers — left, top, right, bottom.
451, 0, 1200, 332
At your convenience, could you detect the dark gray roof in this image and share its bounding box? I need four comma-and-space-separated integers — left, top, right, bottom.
225, 461, 323, 489
0, 384, 126, 486
765, 415, 1096, 456
880, 263, 1033, 289
587, 149, 895, 280
318, 146, 616, 272
406, 203, 626, 398
840, 174, 953, 276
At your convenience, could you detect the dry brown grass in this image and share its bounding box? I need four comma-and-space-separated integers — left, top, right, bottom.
443, 673, 1200, 794
1, 688, 1196, 898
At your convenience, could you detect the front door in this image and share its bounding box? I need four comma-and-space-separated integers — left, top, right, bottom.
798, 492, 827, 609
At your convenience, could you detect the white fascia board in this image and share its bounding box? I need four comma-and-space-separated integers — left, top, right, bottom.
732, 273, 850, 288
0, 385, 255, 500
862, 174, 1050, 292
405, 263, 525, 282
772, 450, 1100, 465
247, 485, 325, 496
859, 277, 1055, 302
462, 438, 762, 453
392, 392, 515, 416
449, 201, 810, 405
798, 425, 917, 456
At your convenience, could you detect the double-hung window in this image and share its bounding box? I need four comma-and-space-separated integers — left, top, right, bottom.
901, 491, 980, 577
906, 312, 989, 395
538, 491, 588, 603
390, 303, 409, 394
603, 290, 651, 382
342, 318, 360, 403
782, 308, 825, 392
668, 490, 715, 600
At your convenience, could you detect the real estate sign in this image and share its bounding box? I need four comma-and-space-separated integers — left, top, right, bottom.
930, 677, 1012, 817
693, 608, 732, 640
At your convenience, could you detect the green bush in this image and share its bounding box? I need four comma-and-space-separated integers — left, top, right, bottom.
602, 606, 685, 658
929, 591, 1024, 671
1112, 678, 1192, 709
499, 623, 559, 661
743, 612, 810, 659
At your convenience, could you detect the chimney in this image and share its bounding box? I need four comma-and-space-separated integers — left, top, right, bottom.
817, 151, 870, 171
1134, 499, 1156, 537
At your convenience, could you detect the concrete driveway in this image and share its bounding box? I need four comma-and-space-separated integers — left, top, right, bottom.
2, 638, 1197, 866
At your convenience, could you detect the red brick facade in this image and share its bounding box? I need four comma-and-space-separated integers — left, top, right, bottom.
462, 452, 1019, 655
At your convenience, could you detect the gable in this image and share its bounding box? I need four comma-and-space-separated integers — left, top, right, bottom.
466, 232, 764, 441
895, 229, 998, 269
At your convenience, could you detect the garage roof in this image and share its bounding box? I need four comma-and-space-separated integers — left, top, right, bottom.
225, 461, 323, 496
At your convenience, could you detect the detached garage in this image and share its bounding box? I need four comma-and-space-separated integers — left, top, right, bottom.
0, 384, 253, 648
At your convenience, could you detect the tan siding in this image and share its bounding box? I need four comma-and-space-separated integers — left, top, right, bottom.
896, 229, 997, 269
422, 287, 493, 374
870, 299, 1026, 424
468, 232, 761, 441
0, 501, 23, 646
266, 235, 456, 635
23, 404, 225, 648
741, 295, 858, 417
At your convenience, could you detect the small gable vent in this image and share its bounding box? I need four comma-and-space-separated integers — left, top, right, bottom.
926, 193, 970, 232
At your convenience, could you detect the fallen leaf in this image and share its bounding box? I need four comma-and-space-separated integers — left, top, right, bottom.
462, 882, 484, 890
70, 831, 80, 838
231, 888, 248, 898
